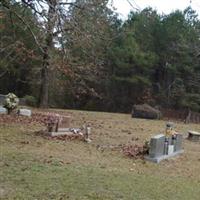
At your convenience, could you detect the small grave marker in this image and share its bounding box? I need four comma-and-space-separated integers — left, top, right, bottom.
0, 106, 7, 114
18, 109, 32, 117
188, 131, 200, 142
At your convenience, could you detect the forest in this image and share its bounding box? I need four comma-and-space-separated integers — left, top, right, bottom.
1, 0, 200, 113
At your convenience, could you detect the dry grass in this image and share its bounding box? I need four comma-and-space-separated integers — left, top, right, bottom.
0, 109, 200, 199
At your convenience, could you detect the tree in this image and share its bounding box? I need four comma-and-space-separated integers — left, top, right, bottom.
154, 7, 200, 110
1, 0, 72, 107
0, 2, 41, 97
107, 8, 158, 112
61, 0, 118, 109
1, 0, 115, 108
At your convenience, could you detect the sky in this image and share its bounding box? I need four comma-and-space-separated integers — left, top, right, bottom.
111, 0, 200, 19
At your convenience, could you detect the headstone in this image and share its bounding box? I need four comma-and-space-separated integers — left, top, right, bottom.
18, 109, 32, 117
58, 115, 71, 128
149, 134, 165, 158
168, 145, 174, 155
174, 134, 183, 151
188, 131, 200, 142
166, 136, 172, 145
145, 133, 184, 163
0, 106, 7, 114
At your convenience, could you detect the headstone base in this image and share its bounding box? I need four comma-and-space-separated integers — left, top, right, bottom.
49, 131, 75, 137
145, 150, 184, 163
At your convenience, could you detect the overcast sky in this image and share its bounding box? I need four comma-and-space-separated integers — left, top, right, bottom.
111, 0, 200, 19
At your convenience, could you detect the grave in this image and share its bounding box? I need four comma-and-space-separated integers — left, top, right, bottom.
49, 125, 91, 142
148, 134, 165, 158
18, 109, 32, 117
49, 128, 83, 137
188, 130, 200, 142
145, 133, 184, 163
38, 112, 91, 142
0, 106, 7, 114
58, 115, 71, 129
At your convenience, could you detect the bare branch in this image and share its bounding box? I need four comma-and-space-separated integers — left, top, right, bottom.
2, 3, 45, 54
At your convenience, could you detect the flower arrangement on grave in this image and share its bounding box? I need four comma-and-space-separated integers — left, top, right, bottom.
43, 113, 62, 132
4, 93, 19, 114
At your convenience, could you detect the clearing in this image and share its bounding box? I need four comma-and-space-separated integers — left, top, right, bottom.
0, 109, 200, 200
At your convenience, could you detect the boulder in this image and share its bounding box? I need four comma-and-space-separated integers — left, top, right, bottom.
132, 104, 162, 119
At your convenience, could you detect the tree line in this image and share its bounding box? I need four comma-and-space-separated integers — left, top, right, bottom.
0, 0, 200, 113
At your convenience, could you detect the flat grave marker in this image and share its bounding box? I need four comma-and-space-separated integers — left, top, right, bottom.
18, 109, 32, 117
0, 106, 7, 114
188, 130, 200, 142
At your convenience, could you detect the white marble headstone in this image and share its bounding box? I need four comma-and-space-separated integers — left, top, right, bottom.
0, 106, 7, 114
19, 109, 32, 117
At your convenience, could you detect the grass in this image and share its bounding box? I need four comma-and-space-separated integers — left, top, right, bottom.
0, 109, 200, 199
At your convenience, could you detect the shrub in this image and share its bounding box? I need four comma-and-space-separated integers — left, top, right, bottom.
24, 95, 37, 107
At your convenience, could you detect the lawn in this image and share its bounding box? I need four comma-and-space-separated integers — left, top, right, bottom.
0, 109, 200, 200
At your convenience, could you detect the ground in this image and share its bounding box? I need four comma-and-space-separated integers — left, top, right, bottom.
0, 109, 200, 200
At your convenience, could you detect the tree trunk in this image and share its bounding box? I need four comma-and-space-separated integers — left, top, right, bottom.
39, 1, 57, 108
39, 49, 49, 108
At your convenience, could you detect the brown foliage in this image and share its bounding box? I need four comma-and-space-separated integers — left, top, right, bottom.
122, 144, 149, 159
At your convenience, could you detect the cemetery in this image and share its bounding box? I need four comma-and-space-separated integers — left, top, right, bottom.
0, 93, 200, 199
1, 0, 200, 198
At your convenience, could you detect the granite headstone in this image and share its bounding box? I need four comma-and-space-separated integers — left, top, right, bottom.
149, 134, 165, 158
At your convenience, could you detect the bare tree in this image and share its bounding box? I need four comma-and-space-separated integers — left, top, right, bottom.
1, 0, 115, 107
1, 0, 79, 107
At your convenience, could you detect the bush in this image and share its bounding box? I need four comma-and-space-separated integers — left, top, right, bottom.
24, 95, 37, 107
132, 104, 162, 119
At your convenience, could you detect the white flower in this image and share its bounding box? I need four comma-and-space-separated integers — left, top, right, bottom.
4, 93, 19, 110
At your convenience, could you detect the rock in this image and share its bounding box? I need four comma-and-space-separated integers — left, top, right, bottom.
0, 106, 7, 114
18, 109, 32, 117
132, 104, 162, 119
